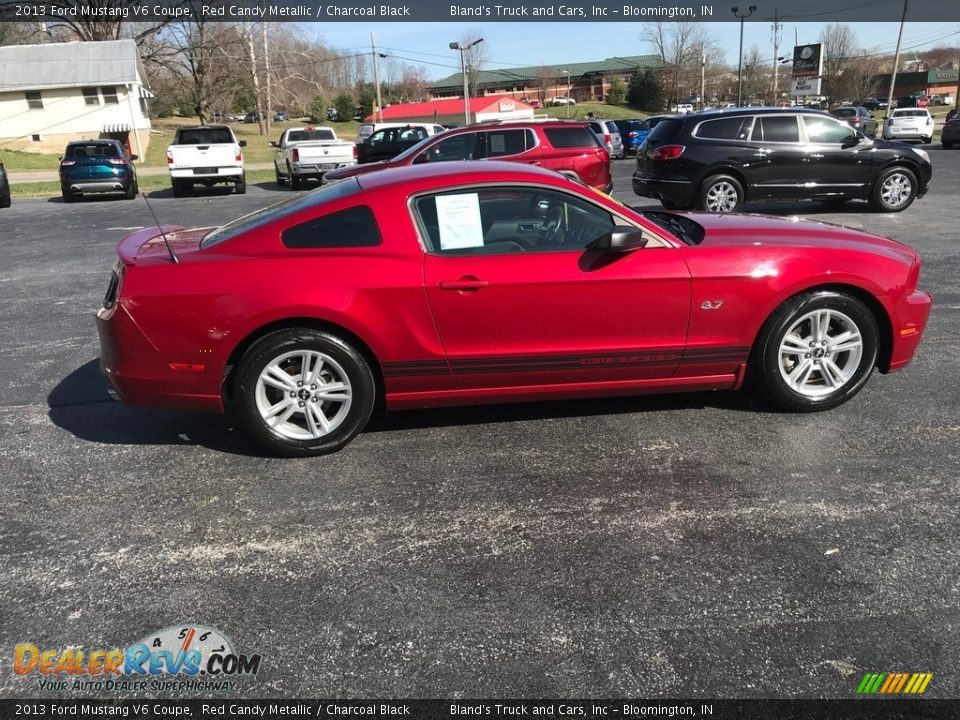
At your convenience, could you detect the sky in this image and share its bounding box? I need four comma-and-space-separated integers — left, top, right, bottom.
305, 22, 959, 79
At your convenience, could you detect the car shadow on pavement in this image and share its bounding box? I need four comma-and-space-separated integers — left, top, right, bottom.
145, 186, 238, 200
251, 181, 311, 193
46, 359, 273, 457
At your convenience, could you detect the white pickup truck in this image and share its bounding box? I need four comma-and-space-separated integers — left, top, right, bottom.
271, 126, 356, 189
166, 125, 247, 197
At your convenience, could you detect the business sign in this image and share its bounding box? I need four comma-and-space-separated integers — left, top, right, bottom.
791, 77, 823, 96
792, 43, 823, 79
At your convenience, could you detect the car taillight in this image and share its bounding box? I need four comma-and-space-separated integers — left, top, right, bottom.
604, 133, 611, 146
627, 131, 637, 138
850, 118, 861, 125
107, 158, 126, 165
926, 117, 933, 126
292, 148, 299, 162
650, 145, 685, 161
103, 262, 123, 310
353, 145, 358, 159
236, 148, 244, 162
60, 160, 76, 167
166, 150, 173, 165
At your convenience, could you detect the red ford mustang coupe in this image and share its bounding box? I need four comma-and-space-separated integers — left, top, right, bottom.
96, 163, 931, 456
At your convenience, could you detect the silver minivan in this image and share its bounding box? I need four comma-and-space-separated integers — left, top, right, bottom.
588, 120, 625, 159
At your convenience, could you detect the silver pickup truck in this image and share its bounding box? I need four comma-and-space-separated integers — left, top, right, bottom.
271, 127, 356, 190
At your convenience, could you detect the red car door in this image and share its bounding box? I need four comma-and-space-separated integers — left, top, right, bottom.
417, 186, 691, 389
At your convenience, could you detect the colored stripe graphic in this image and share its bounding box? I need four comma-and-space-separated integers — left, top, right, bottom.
857, 673, 932, 694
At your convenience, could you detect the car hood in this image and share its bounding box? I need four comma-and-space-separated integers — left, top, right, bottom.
686, 212, 918, 263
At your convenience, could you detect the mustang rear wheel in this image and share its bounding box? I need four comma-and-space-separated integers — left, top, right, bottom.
235, 329, 376, 456
753, 291, 878, 412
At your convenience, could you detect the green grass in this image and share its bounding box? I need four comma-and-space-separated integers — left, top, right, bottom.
10, 169, 276, 199
0, 148, 62, 171
539, 102, 649, 121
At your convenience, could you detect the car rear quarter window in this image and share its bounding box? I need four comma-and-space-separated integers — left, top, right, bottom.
694, 117, 752, 140
282, 206, 381, 249
751, 115, 800, 143
543, 127, 599, 149
645, 118, 684, 143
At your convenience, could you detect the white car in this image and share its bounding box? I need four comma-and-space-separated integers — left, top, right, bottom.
883, 108, 934, 143
549, 96, 576, 106
670, 103, 694, 114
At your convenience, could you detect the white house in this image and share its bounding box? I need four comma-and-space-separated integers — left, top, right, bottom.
0, 39, 152, 158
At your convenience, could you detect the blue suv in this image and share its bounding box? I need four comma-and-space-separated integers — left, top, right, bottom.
614, 119, 652, 156
59, 140, 138, 203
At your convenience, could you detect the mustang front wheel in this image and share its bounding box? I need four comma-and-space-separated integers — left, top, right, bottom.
235, 329, 376, 456
754, 291, 879, 411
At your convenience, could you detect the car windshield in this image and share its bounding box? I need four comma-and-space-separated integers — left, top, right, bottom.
392, 133, 445, 162
287, 129, 335, 142
201, 178, 361, 248
68, 143, 119, 158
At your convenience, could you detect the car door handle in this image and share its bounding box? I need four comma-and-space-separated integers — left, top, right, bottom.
439, 277, 489, 292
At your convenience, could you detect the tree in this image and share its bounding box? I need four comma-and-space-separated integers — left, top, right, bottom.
534, 65, 554, 104
818, 24, 872, 105
458, 33, 489, 97
333, 93, 355, 122
741, 45, 767, 103
309, 95, 328, 123
641, 21, 719, 108
355, 83, 376, 119
628, 69, 665, 111
606, 77, 627, 106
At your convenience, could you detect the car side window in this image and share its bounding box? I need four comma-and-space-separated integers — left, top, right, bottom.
751, 116, 800, 143
803, 116, 857, 144
413, 187, 616, 256
482, 129, 529, 158
695, 117, 753, 140
281, 206, 381, 249
421, 133, 477, 162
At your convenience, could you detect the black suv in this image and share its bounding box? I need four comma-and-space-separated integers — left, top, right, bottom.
632, 107, 932, 213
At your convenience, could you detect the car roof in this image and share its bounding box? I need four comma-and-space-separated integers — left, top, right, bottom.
688, 106, 826, 119
356, 160, 578, 192
67, 139, 117, 145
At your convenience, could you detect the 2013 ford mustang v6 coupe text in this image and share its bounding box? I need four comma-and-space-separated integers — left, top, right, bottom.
96, 162, 931, 456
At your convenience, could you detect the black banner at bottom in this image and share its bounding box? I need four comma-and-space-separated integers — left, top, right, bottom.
1, 699, 957, 720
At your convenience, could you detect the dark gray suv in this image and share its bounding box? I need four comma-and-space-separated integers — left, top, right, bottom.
632, 107, 932, 213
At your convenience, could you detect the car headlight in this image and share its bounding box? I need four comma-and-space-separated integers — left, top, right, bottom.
912, 148, 930, 162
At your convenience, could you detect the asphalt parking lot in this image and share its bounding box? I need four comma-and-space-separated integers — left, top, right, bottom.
1, 151, 958, 699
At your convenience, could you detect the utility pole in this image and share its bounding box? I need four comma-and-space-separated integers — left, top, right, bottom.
771, 9, 783, 104
450, 38, 484, 125
732, 6, 757, 107
700, 46, 706, 110
371, 32, 383, 123
885, 0, 909, 126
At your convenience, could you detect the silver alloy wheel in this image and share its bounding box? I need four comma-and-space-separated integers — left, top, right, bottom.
705, 180, 739, 212
254, 350, 352, 441
778, 309, 864, 398
880, 171, 913, 208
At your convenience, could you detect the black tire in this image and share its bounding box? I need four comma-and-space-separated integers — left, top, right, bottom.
171, 179, 187, 198
696, 174, 744, 213
61, 187, 75, 203
288, 164, 302, 190
751, 291, 879, 412
0, 192, 11, 209
869, 166, 917, 212
234, 174, 246, 195
123, 179, 136, 200
235, 329, 377, 457
275, 165, 286, 185
943, 141, 954, 150
660, 200, 693, 211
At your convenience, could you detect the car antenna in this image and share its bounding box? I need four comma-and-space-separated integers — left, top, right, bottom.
127, 89, 178, 263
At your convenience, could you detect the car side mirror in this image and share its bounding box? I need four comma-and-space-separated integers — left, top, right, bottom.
269, 141, 278, 147
129, 154, 138, 161
238, 140, 247, 148
841, 135, 860, 148
590, 225, 648, 253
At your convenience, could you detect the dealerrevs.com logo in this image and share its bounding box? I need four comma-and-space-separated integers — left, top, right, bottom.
13, 625, 261, 692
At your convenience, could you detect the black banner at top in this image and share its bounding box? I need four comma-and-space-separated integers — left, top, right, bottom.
1, 0, 958, 22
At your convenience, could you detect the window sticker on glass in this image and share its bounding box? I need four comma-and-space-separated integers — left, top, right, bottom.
436, 193, 484, 250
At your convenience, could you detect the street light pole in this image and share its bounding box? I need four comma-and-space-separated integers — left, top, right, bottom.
450, 38, 484, 125
562, 69, 570, 118
731, 5, 757, 107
